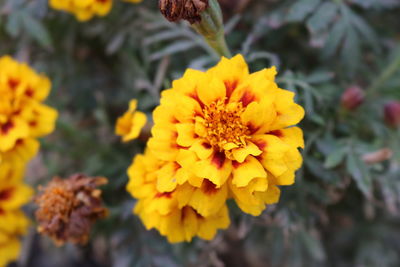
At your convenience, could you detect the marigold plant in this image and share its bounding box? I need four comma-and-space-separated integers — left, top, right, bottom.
126, 54, 304, 242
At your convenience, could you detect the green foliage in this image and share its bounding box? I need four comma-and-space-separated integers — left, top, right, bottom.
1, 0, 400, 266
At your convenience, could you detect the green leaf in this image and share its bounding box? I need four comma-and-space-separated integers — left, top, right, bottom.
5, 10, 23, 37
324, 147, 347, 169
21, 13, 52, 48
322, 19, 347, 58
346, 152, 372, 197
306, 2, 338, 34
286, 0, 322, 22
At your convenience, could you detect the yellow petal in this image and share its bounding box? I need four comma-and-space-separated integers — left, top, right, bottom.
232, 156, 266, 187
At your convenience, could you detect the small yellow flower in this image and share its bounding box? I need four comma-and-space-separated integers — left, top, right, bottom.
115, 99, 147, 142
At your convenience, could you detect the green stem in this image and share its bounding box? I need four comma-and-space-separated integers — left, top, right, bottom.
367, 45, 400, 96
191, 0, 232, 58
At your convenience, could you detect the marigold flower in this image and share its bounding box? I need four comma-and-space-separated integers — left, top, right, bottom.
0, 178, 32, 267
50, 0, 142, 21
127, 150, 230, 243
0, 56, 58, 173
115, 99, 147, 142
127, 55, 304, 242
34, 174, 108, 246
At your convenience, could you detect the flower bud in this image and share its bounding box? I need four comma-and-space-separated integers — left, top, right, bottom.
341, 86, 365, 110
35, 174, 108, 246
159, 0, 209, 24
384, 101, 400, 128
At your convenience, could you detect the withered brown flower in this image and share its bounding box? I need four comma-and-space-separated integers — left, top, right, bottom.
159, 0, 209, 24
35, 174, 108, 246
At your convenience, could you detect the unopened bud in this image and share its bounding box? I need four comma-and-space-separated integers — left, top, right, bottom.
341, 86, 365, 110
384, 101, 400, 128
159, 0, 209, 24
35, 174, 108, 246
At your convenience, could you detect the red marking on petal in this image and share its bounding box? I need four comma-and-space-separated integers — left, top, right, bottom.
224, 80, 238, 102
29, 121, 37, 127
202, 142, 212, 149
232, 161, 240, 169
269, 130, 283, 138
1, 121, 14, 135
247, 123, 259, 134
0, 208, 4, 215
188, 92, 205, 109
240, 90, 255, 107
0, 188, 14, 201
25, 88, 34, 97
16, 139, 24, 146
254, 140, 267, 151
8, 78, 19, 89
211, 151, 225, 169
155, 192, 173, 199
202, 179, 218, 195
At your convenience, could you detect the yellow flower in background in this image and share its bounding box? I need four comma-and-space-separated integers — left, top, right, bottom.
0, 178, 32, 267
49, 0, 143, 22
115, 99, 147, 142
0, 234, 23, 267
0, 56, 58, 175
127, 149, 230, 243
49, 0, 113, 21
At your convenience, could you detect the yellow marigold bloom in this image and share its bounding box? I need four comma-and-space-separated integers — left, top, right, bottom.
115, 99, 147, 142
127, 150, 230, 243
0, 55, 58, 172
49, 0, 142, 22
49, 0, 113, 21
0, 178, 32, 267
0, 234, 22, 267
146, 54, 304, 216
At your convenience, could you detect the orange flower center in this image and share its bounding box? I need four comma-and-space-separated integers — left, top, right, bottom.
202, 100, 250, 151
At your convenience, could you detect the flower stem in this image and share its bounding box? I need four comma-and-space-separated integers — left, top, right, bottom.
367, 45, 400, 96
191, 0, 232, 58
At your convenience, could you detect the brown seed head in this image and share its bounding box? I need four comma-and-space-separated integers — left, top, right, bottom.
159, 0, 209, 24
35, 174, 108, 246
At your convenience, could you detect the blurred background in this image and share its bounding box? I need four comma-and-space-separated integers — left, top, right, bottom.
1, 0, 400, 266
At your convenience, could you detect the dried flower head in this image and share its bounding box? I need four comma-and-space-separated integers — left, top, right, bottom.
159, 0, 209, 24
35, 174, 108, 246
